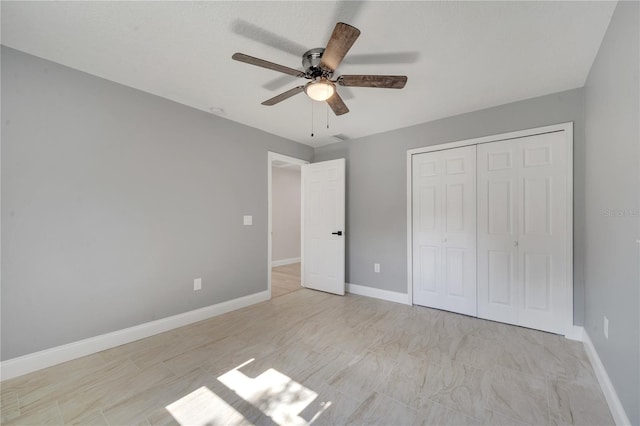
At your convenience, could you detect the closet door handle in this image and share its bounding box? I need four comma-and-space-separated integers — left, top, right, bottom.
332, 231, 343, 236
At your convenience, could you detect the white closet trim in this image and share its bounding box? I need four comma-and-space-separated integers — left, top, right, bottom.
406, 122, 574, 335
407, 123, 573, 156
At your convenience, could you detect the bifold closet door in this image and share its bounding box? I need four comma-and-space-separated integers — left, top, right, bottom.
477, 131, 570, 334
412, 145, 477, 316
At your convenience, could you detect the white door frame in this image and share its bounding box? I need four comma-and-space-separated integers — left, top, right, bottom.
406, 122, 574, 333
268, 152, 309, 299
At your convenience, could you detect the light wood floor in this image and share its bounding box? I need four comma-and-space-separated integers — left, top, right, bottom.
271, 263, 302, 299
1, 289, 613, 425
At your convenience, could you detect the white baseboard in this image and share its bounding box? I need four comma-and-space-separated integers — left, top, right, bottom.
583, 330, 631, 426
272, 257, 301, 267
0, 290, 270, 382
565, 325, 584, 341
347, 283, 411, 305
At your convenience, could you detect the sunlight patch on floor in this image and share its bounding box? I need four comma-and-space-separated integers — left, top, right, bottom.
165, 385, 248, 425
218, 359, 330, 425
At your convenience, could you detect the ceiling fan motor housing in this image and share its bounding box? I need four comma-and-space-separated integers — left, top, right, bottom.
303, 48, 331, 79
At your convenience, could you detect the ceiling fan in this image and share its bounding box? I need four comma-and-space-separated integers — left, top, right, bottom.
232, 22, 408, 116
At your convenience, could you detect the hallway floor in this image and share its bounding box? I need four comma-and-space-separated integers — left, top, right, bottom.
271, 262, 301, 299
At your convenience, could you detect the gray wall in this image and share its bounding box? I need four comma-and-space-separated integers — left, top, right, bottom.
1, 46, 313, 361
314, 88, 587, 325
583, 2, 640, 424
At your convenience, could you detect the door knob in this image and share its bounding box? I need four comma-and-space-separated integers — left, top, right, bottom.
332, 231, 343, 236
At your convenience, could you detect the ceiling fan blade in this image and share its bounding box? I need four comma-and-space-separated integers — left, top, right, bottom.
232, 53, 305, 78
338, 75, 407, 89
327, 3, 367, 41
261, 86, 305, 106
326, 92, 349, 116
320, 22, 361, 72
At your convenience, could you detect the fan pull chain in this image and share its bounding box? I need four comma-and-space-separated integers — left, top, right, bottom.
310, 101, 314, 137
326, 103, 330, 129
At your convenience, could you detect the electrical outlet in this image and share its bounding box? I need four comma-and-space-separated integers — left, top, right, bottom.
603, 316, 609, 339
243, 215, 253, 226
374, 263, 380, 273
194, 278, 202, 291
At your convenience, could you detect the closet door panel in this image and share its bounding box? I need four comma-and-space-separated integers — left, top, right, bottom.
413, 146, 476, 316
413, 157, 443, 305
478, 131, 570, 334
517, 131, 569, 333
477, 142, 519, 324
442, 147, 477, 315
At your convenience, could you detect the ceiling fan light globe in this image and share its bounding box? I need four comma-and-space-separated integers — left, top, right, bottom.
305, 81, 335, 102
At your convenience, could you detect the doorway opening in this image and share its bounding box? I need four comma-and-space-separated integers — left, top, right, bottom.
268, 152, 308, 299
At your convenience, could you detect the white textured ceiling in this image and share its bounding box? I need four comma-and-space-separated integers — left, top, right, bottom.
1, 1, 616, 147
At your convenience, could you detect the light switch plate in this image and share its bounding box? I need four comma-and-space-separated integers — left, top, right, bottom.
243, 215, 253, 226
194, 278, 202, 291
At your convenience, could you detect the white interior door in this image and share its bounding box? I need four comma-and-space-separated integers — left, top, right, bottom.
477, 131, 570, 334
302, 159, 346, 295
412, 146, 477, 316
